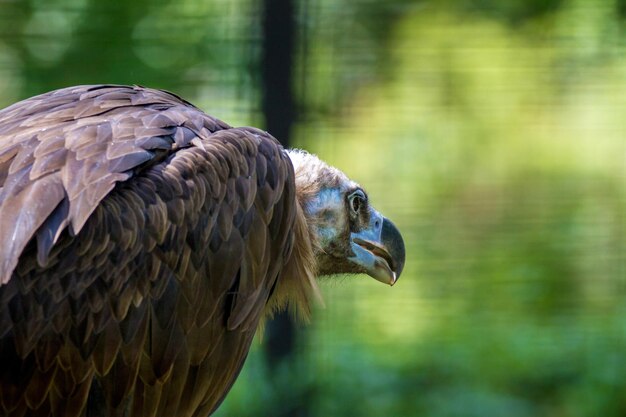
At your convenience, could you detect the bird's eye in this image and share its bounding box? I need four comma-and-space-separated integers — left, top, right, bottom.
348, 190, 366, 215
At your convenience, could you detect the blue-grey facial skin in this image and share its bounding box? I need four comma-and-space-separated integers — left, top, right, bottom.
307, 187, 348, 248
305, 187, 405, 285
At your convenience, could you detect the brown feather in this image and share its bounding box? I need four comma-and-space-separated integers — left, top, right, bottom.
0, 173, 65, 284
0, 85, 318, 416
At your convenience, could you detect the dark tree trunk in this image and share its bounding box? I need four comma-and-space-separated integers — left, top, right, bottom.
260, 0, 310, 416
261, 0, 296, 146
261, 0, 295, 367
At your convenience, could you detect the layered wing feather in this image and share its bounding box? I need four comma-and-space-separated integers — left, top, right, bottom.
0, 85, 297, 416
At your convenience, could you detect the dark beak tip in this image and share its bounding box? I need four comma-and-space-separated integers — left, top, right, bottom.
382, 217, 406, 280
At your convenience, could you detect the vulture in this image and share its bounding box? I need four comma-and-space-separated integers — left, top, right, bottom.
0, 85, 405, 417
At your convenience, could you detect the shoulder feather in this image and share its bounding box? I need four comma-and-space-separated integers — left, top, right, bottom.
0, 85, 229, 284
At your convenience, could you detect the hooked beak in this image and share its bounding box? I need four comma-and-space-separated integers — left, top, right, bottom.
349, 210, 405, 286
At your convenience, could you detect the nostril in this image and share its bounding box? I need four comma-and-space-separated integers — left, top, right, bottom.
375, 220, 380, 229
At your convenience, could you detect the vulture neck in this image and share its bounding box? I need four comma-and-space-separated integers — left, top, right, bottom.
266, 150, 323, 322
265, 185, 322, 322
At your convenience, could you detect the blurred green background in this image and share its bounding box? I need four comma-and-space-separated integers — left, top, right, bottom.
1, 0, 625, 416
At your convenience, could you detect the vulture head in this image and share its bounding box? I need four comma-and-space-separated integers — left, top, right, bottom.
287, 150, 405, 286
